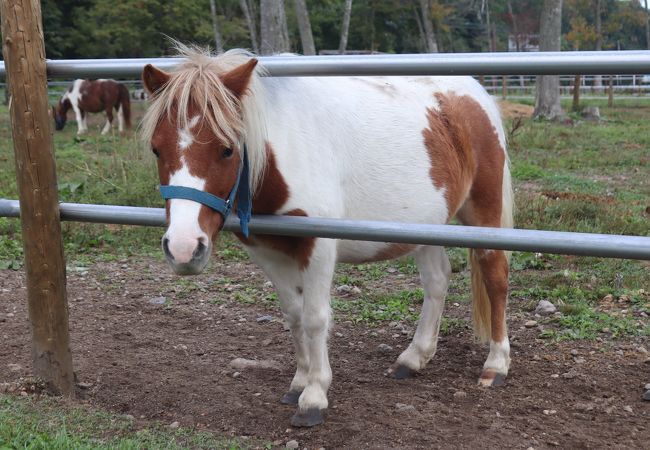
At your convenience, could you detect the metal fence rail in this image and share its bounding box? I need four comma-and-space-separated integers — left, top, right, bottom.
1, 50, 650, 79
1, 199, 649, 260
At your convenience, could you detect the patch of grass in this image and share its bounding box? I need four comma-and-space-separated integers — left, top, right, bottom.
511, 161, 546, 180
0, 394, 257, 449
539, 302, 649, 341
333, 289, 424, 324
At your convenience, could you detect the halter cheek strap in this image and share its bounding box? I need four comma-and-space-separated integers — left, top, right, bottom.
159, 146, 253, 237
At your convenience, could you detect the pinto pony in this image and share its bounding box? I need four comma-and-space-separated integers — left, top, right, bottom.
141, 46, 513, 427
53, 79, 131, 135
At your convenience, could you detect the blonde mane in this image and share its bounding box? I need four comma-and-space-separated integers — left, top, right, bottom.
140, 42, 268, 192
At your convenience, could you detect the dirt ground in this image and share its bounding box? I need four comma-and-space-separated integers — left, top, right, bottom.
1, 255, 649, 449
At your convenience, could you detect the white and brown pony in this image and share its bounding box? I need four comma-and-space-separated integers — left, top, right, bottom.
53, 79, 131, 135
141, 46, 513, 427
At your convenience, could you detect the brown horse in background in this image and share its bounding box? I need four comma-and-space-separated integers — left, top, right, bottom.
53, 79, 131, 135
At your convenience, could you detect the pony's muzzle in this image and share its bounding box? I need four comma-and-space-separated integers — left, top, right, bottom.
162, 234, 210, 275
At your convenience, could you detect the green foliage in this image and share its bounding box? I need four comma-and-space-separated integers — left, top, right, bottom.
36, 0, 650, 59
0, 394, 254, 449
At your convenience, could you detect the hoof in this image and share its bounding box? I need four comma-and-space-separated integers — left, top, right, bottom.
388, 364, 417, 379
478, 369, 507, 387
290, 407, 326, 427
280, 390, 302, 405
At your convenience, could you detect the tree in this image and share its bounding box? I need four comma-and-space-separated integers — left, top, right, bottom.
293, 0, 316, 54
209, 0, 224, 52
239, 0, 259, 53
339, 0, 353, 54
418, 0, 439, 52
534, 0, 564, 120
260, 0, 290, 54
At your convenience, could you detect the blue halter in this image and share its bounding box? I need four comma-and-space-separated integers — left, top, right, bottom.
159, 146, 252, 237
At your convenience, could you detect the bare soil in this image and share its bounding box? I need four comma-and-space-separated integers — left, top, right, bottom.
498, 100, 534, 119
1, 256, 649, 449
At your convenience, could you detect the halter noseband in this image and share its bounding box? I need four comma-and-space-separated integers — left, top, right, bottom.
159, 146, 252, 237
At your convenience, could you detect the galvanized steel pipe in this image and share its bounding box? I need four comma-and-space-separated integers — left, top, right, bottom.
1, 199, 648, 260
1, 51, 650, 79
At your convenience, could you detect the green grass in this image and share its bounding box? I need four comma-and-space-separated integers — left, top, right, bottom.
0, 394, 257, 450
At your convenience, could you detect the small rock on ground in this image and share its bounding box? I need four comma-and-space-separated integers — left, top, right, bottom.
644, 391, 650, 401
395, 403, 416, 413
644, 383, 650, 391
286, 439, 299, 449
377, 343, 393, 354
453, 390, 467, 399
336, 285, 352, 293
149, 296, 166, 305
535, 300, 557, 316
524, 320, 537, 328
256, 315, 274, 323
229, 358, 281, 371
169, 421, 180, 429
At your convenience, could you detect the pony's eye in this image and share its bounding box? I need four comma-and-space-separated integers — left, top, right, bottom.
152, 148, 160, 158
223, 148, 234, 158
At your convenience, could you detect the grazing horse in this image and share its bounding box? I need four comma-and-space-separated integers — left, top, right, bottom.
140, 45, 513, 427
53, 79, 131, 135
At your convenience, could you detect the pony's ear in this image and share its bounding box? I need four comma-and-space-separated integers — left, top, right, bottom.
142, 64, 170, 96
220, 59, 258, 98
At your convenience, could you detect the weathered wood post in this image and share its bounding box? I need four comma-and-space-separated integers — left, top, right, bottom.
1, 0, 74, 396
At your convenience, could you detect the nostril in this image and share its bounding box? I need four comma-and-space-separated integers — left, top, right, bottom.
162, 237, 174, 260
192, 240, 207, 260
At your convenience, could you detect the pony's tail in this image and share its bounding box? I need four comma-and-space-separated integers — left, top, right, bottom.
470, 158, 514, 343
119, 84, 132, 129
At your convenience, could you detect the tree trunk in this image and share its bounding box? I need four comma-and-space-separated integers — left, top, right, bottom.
534, 0, 564, 120
293, 0, 316, 55
572, 74, 581, 112
209, 0, 224, 53
645, 0, 650, 50
260, 0, 289, 55
418, 0, 439, 52
339, 0, 353, 54
608, 75, 614, 107
485, 0, 495, 51
593, 0, 602, 90
1, 0, 74, 396
507, 1, 520, 51
240, 0, 259, 54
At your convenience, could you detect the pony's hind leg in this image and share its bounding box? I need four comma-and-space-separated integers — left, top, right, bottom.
102, 108, 114, 135
116, 104, 124, 132
469, 248, 510, 386
388, 246, 450, 378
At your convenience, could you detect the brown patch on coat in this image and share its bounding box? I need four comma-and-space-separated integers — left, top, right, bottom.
372, 243, 418, 261
452, 95, 505, 228
240, 209, 315, 270
234, 143, 316, 270
423, 93, 476, 218
423, 92, 506, 227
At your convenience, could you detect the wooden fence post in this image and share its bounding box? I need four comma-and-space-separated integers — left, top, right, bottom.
1, 0, 74, 396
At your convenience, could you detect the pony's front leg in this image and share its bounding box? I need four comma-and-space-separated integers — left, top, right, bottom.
291, 239, 335, 427
245, 248, 309, 405
72, 106, 85, 135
